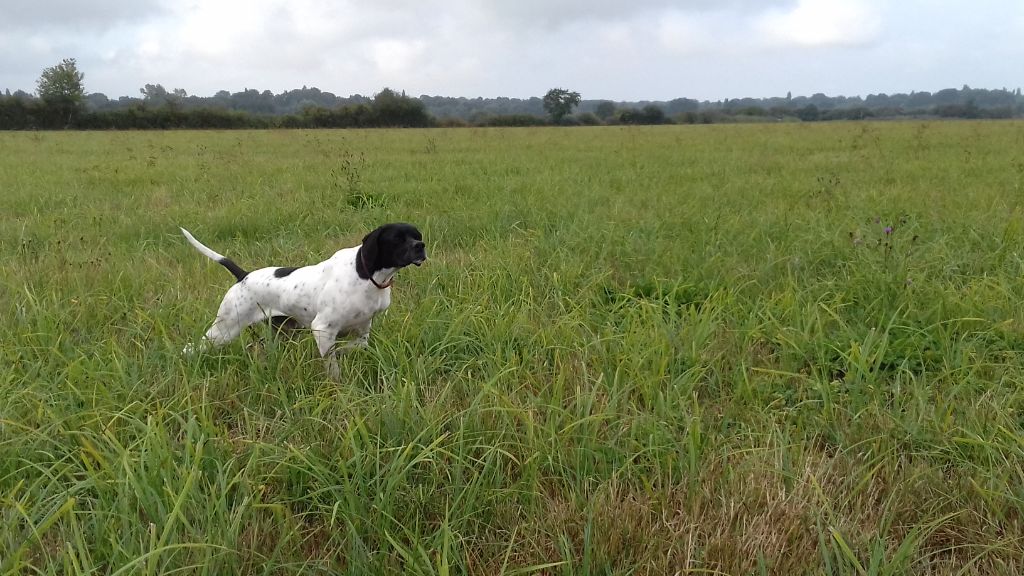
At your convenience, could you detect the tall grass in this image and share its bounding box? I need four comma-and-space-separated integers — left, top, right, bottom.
2, 123, 1024, 574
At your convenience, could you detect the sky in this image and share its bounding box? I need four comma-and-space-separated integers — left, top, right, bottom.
2, 0, 1023, 102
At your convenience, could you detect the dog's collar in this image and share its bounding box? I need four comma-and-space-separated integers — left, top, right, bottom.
370, 274, 394, 290
359, 247, 393, 289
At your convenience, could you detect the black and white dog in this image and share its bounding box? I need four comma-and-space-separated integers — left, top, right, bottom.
180, 223, 426, 378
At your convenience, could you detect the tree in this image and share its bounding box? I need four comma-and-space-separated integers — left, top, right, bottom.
594, 100, 616, 120
795, 104, 820, 122
140, 84, 188, 110
140, 83, 168, 105
37, 58, 85, 126
84, 92, 110, 111
542, 88, 581, 123
371, 87, 430, 127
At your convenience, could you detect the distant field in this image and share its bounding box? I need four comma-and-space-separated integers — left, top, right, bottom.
2, 123, 1024, 574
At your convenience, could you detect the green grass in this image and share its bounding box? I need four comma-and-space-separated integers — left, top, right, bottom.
2, 122, 1024, 574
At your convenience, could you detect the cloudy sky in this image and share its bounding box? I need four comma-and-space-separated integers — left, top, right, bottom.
2, 0, 1022, 102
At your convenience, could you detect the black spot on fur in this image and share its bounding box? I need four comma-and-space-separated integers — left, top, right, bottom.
274, 266, 299, 278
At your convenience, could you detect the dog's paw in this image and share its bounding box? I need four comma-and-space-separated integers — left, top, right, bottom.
324, 357, 341, 381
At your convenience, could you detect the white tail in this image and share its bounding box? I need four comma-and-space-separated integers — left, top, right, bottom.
180, 227, 226, 262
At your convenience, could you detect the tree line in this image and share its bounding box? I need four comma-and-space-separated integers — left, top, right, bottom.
2, 59, 1023, 130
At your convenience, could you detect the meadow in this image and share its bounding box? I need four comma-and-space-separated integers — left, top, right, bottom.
1, 122, 1023, 574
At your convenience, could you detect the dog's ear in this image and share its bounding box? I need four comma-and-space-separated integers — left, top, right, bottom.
359, 227, 382, 277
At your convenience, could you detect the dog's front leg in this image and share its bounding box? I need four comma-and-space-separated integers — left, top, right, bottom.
326, 336, 370, 378
312, 323, 343, 380
312, 319, 371, 380
183, 318, 244, 355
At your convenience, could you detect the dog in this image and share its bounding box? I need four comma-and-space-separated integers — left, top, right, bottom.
180, 223, 426, 378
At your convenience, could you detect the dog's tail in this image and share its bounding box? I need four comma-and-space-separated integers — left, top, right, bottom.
180, 227, 249, 282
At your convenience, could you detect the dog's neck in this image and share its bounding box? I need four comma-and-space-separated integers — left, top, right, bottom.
369, 268, 396, 289
356, 247, 395, 289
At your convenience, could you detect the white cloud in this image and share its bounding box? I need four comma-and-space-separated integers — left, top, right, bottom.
369, 39, 427, 76
657, 10, 739, 55
757, 0, 882, 47
477, 0, 783, 29
1, 0, 1022, 101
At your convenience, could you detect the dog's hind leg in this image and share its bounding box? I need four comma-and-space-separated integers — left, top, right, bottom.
183, 297, 270, 355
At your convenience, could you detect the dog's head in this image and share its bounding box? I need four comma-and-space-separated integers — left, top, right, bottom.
359, 223, 426, 276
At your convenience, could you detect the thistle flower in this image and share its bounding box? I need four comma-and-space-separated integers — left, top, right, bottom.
884, 226, 893, 235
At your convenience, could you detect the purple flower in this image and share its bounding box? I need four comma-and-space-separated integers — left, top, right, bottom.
884, 226, 893, 235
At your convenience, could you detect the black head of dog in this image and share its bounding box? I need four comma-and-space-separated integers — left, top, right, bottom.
357, 223, 426, 278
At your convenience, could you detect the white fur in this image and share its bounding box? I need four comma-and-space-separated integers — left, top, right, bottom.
180, 227, 228, 262
181, 228, 396, 379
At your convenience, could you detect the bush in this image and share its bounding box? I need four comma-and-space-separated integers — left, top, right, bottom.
436, 117, 469, 128
0, 96, 38, 129
75, 107, 266, 129
0, 88, 435, 130
619, 105, 669, 125
476, 114, 548, 127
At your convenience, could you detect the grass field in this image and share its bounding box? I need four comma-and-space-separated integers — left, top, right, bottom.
2, 122, 1024, 574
